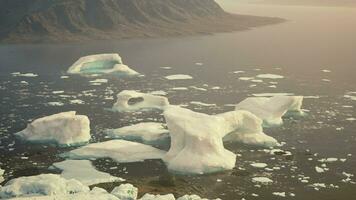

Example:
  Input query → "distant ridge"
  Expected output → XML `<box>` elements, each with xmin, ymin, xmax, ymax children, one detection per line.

<box><xmin>0</xmin><ymin>0</ymin><xmax>284</xmax><ymax>43</ymax></box>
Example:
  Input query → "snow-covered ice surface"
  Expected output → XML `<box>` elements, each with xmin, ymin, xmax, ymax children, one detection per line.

<box><xmin>15</xmin><ymin>111</ymin><xmax>91</xmax><ymax>146</ymax></box>
<box><xmin>52</xmin><ymin>160</ymin><xmax>124</xmax><ymax>186</ymax></box>
<box><xmin>106</xmin><ymin>122</ymin><xmax>169</xmax><ymax>143</ymax></box>
<box><xmin>63</xmin><ymin>140</ymin><xmax>166</xmax><ymax>163</ymax></box>
<box><xmin>112</xmin><ymin>90</ymin><xmax>170</xmax><ymax>112</ymax></box>
<box><xmin>67</xmin><ymin>54</ymin><xmax>140</xmax><ymax>76</ymax></box>
<box><xmin>235</xmin><ymin>96</ymin><xmax>304</xmax><ymax>126</ymax></box>
<box><xmin>0</xmin><ymin>174</ymin><xmax>89</xmax><ymax>198</ymax></box>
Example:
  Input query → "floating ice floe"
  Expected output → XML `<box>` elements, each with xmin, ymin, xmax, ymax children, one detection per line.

<box><xmin>171</xmin><ymin>87</ymin><xmax>188</xmax><ymax>91</ymax></box>
<box><xmin>112</xmin><ymin>90</ymin><xmax>170</xmax><ymax>112</ymax></box>
<box><xmin>63</xmin><ymin>140</ymin><xmax>165</xmax><ymax>163</ymax></box>
<box><xmin>0</xmin><ymin>174</ymin><xmax>89</xmax><ymax>199</ymax></box>
<box><xmin>272</xmin><ymin>192</ymin><xmax>286</xmax><ymax>197</ymax></box>
<box><xmin>177</xmin><ymin>194</ymin><xmax>220</xmax><ymax>200</ymax></box>
<box><xmin>252</xmin><ymin>93</ymin><xmax>294</xmax><ymax>97</ymax></box>
<box><xmin>67</xmin><ymin>54</ymin><xmax>140</xmax><ymax>76</ymax></box>
<box><xmin>111</xmin><ymin>184</ymin><xmax>138</xmax><ymax>200</ymax></box>
<box><xmin>256</xmin><ymin>74</ymin><xmax>284</xmax><ymax>79</ymax></box>
<box><xmin>106</xmin><ymin>122</ymin><xmax>169</xmax><ymax>143</ymax></box>
<box><xmin>11</xmin><ymin>72</ymin><xmax>39</xmax><ymax>77</ymax></box>
<box><xmin>235</xmin><ymin>96</ymin><xmax>304</xmax><ymax>126</ymax></box>
<box><xmin>321</xmin><ymin>69</ymin><xmax>331</xmax><ymax>73</ymax></box>
<box><xmin>52</xmin><ymin>160</ymin><xmax>124</xmax><ymax>186</ymax></box>
<box><xmin>140</xmin><ymin>193</ymin><xmax>175</xmax><ymax>200</ymax></box>
<box><xmin>0</xmin><ymin>168</ymin><xmax>4</xmax><ymax>183</ymax></box>
<box><xmin>162</xmin><ymin>106</ymin><xmax>277</xmax><ymax>174</ymax></box>
<box><xmin>190</xmin><ymin>101</ymin><xmax>216</xmax><ymax>107</ymax></box>
<box><xmin>252</xmin><ymin>177</ymin><xmax>273</xmax><ymax>184</ymax></box>
<box><xmin>15</xmin><ymin>111</ymin><xmax>90</xmax><ymax>146</ymax></box>
<box><xmin>165</xmin><ymin>74</ymin><xmax>193</xmax><ymax>80</ymax></box>
<box><xmin>250</xmin><ymin>163</ymin><xmax>268</xmax><ymax>168</ymax></box>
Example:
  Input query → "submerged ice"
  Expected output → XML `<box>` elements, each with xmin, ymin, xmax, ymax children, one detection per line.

<box><xmin>67</xmin><ymin>54</ymin><xmax>140</xmax><ymax>76</ymax></box>
<box><xmin>15</xmin><ymin>111</ymin><xmax>91</xmax><ymax>146</ymax></box>
<box><xmin>235</xmin><ymin>96</ymin><xmax>304</xmax><ymax>126</ymax></box>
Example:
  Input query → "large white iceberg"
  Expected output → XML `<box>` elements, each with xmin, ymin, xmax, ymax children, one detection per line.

<box><xmin>111</xmin><ymin>184</ymin><xmax>138</xmax><ymax>200</ymax></box>
<box><xmin>162</xmin><ymin>106</ymin><xmax>278</xmax><ymax>174</ymax></box>
<box><xmin>52</xmin><ymin>160</ymin><xmax>124</xmax><ymax>186</ymax></box>
<box><xmin>112</xmin><ymin>90</ymin><xmax>170</xmax><ymax>112</ymax></box>
<box><xmin>106</xmin><ymin>122</ymin><xmax>169</xmax><ymax>143</ymax></box>
<box><xmin>163</xmin><ymin>106</ymin><xmax>236</xmax><ymax>174</ymax></box>
<box><xmin>0</xmin><ymin>174</ymin><xmax>89</xmax><ymax>199</ymax></box>
<box><xmin>15</xmin><ymin>111</ymin><xmax>91</xmax><ymax>146</ymax></box>
<box><xmin>7</xmin><ymin>187</ymin><xmax>120</xmax><ymax>200</ymax></box>
<box><xmin>235</xmin><ymin>96</ymin><xmax>304</xmax><ymax>126</ymax></box>
<box><xmin>67</xmin><ymin>54</ymin><xmax>139</xmax><ymax>76</ymax></box>
<box><xmin>63</xmin><ymin>140</ymin><xmax>166</xmax><ymax>163</ymax></box>
<box><xmin>0</xmin><ymin>168</ymin><xmax>4</xmax><ymax>183</ymax></box>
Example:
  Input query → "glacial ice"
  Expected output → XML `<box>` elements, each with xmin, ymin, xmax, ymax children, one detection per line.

<box><xmin>15</xmin><ymin>111</ymin><xmax>91</xmax><ymax>146</ymax></box>
<box><xmin>165</xmin><ymin>74</ymin><xmax>193</xmax><ymax>80</ymax></box>
<box><xmin>106</xmin><ymin>122</ymin><xmax>169</xmax><ymax>143</ymax></box>
<box><xmin>112</xmin><ymin>90</ymin><xmax>170</xmax><ymax>112</ymax></box>
<box><xmin>0</xmin><ymin>168</ymin><xmax>4</xmax><ymax>183</ymax></box>
<box><xmin>235</xmin><ymin>96</ymin><xmax>304</xmax><ymax>126</ymax></box>
<box><xmin>7</xmin><ymin>187</ymin><xmax>120</xmax><ymax>200</ymax></box>
<box><xmin>139</xmin><ymin>193</ymin><xmax>176</xmax><ymax>200</ymax></box>
<box><xmin>67</xmin><ymin>54</ymin><xmax>139</xmax><ymax>76</ymax></box>
<box><xmin>63</xmin><ymin>140</ymin><xmax>166</xmax><ymax>163</ymax></box>
<box><xmin>111</xmin><ymin>184</ymin><xmax>138</xmax><ymax>200</ymax></box>
<box><xmin>52</xmin><ymin>160</ymin><xmax>124</xmax><ymax>186</ymax></box>
<box><xmin>0</xmin><ymin>174</ymin><xmax>89</xmax><ymax>199</ymax></box>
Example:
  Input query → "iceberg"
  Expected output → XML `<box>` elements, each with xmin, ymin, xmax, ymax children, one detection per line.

<box><xmin>0</xmin><ymin>174</ymin><xmax>89</xmax><ymax>199</ymax></box>
<box><xmin>163</xmin><ymin>106</ymin><xmax>237</xmax><ymax>174</ymax></box>
<box><xmin>139</xmin><ymin>193</ymin><xmax>175</xmax><ymax>200</ymax></box>
<box><xmin>111</xmin><ymin>184</ymin><xmax>138</xmax><ymax>200</ymax></box>
<box><xmin>112</xmin><ymin>90</ymin><xmax>170</xmax><ymax>112</ymax></box>
<box><xmin>67</xmin><ymin>54</ymin><xmax>139</xmax><ymax>76</ymax></box>
<box><xmin>5</xmin><ymin>187</ymin><xmax>120</xmax><ymax>200</ymax></box>
<box><xmin>106</xmin><ymin>122</ymin><xmax>169</xmax><ymax>143</ymax></box>
<box><xmin>15</xmin><ymin>111</ymin><xmax>90</xmax><ymax>146</ymax></box>
<box><xmin>52</xmin><ymin>160</ymin><xmax>124</xmax><ymax>186</ymax></box>
<box><xmin>63</xmin><ymin>140</ymin><xmax>166</xmax><ymax>163</ymax></box>
<box><xmin>0</xmin><ymin>168</ymin><xmax>4</xmax><ymax>183</ymax></box>
<box><xmin>235</xmin><ymin>96</ymin><xmax>304</xmax><ymax>126</ymax></box>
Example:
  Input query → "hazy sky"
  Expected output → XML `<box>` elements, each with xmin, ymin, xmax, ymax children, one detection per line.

<box><xmin>218</xmin><ymin>0</ymin><xmax>356</xmax><ymax>7</ymax></box>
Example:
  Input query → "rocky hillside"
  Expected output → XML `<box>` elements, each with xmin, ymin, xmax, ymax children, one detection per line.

<box><xmin>0</xmin><ymin>0</ymin><xmax>284</xmax><ymax>43</ymax></box>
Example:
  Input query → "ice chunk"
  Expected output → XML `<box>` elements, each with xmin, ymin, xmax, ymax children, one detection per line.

<box><xmin>112</xmin><ymin>90</ymin><xmax>170</xmax><ymax>112</ymax></box>
<box><xmin>67</xmin><ymin>54</ymin><xmax>139</xmax><ymax>76</ymax></box>
<box><xmin>256</xmin><ymin>74</ymin><xmax>284</xmax><ymax>79</ymax></box>
<box><xmin>177</xmin><ymin>194</ymin><xmax>220</xmax><ymax>200</ymax></box>
<box><xmin>52</xmin><ymin>160</ymin><xmax>124</xmax><ymax>186</ymax></box>
<box><xmin>250</xmin><ymin>163</ymin><xmax>267</xmax><ymax>168</ymax></box>
<box><xmin>63</xmin><ymin>140</ymin><xmax>166</xmax><ymax>163</ymax></box>
<box><xmin>163</xmin><ymin>106</ymin><xmax>237</xmax><ymax>174</ymax></box>
<box><xmin>252</xmin><ymin>93</ymin><xmax>294</xmax><ymax>97</ymax></box>
<box><xmin>140</xmin><ymin>193</ymin><xmax>175</xmax><ymax>200</ymax></box>
<box><xmin>0</xmin><ymin>174</ymin><xmax>89</xmax><ymax>198</ymax></box>
<box><xmin>235</xmin><ymin>96</ymin><xmax>304</xmax><ymax>126</ymax></box>
<box><xmin>272</xmin><ymin>192</ymin><xmax>286</xmax><ymax>197</ymax></box>
<box><xmin>15</xmin><ymin>111</ymin><xmax>90</xmax><ymax>146</ymax></box>
<box><xmin>11</xmin><ymin>72</ymin><xmax>38</xmax><ymax>77</ymax></box>
<box><xmin>252</xmin><ymin>177</ymin><xmax>273</xmax><ymax>184</ymax></box>
<box><xmin>106</xmin><ymin>122</ymin><xmax>169</xmax><ymax>143</ymax></box>
<box><xmin>7</xmin><ymin>187</ymin><xmax>120</xmax><ymax>200</ymax></box>
<box><xmin>111</xmin><ymin>184</ymin><xmax>138</xmax><ymax>200</ymax></box>
<box><xmin>165</xmin><ymin>74</ymin><xmax>193</xmax><ymax>80</ymax></box>
<box><xmin>190</xmin><ymin>101</ymin><xmax>216</xmax><ymax>107</ymax></box>
<box><xmin>0</xmin><ymin>168</ymin><xmax>4</xmax><ymax>183</ymax></box>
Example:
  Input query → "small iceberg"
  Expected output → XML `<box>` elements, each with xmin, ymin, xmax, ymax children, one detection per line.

<box><xmin>52</xmin><ymin>160</ymin><xmax>124</xmax><ymax>186</ymax></box>
<box><xmin>235</xmin><ymin>96</ymin><xmax>304</xmax><ymax>126</ymax></box>
<box><xmin>112</xmin><ymin>90</ymin><xmax>170</xmax><ymax>112</ymax></box>
<box><xmin>106</xmin><ymin>122</ymin><xmax>169</xmax><ymax>143</ymax></box>
<box><xmin>15</xmin><ymin>111</ymin><xmax>91</xmax><ymax>146</ymax></box>
<box><xmin>0</xmin><ymin>174</ymin><xmax>89</xmax><ymax>199</ymax></box>
<box><xmin>63</xmin><ymin>140</ymin><xmax>166</xmax><ymax>163</ymax></box>
<box><xmin>67</xmin><ymin>54</ymin><xmax>140</xmax><ymax>76</ymax></box>
<box><xmin>0</xmin><ymin>168</ymin><xmax>4</xmax><ymax>183</ymax></box>
<box><xmin>111</xmin><ymin>184</ymin><xmax>138</xmax><ymax>200</ymax></box>
<box><xmin>165</xmin><ymin>74</ymin><xmax>193</xmax><ymax>80</ymax></box>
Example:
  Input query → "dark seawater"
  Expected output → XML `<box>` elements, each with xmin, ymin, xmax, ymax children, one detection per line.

<box><xmin>1</xmin><ymin>4</ymin><xmax>356</xmax><ymax>200</ymax></box>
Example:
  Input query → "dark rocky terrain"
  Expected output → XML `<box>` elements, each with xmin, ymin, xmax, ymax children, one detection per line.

<box><xmin>0</xmin><ymin>0</ymin><xmax>284</xmax><ymax>43</ymax></box>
